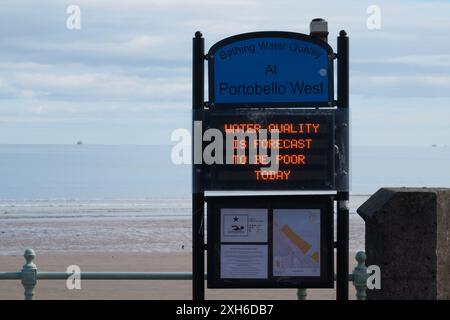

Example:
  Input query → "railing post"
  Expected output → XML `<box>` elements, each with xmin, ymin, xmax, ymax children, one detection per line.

<box><xmin>352</xmin><ymin>251</ymin><xmax>368</xmax><ymax>300</ymax></box>
<box><xmin>297</xmin><ymin>288</ymin><xmax>307</xmax><ymax>300</ymax></box>
<box><xmin>21</xmin><ymin>248</ymin><xmax>37</xmax><ymax>300</ymax></box>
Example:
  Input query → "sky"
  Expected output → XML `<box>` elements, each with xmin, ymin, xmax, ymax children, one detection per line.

<box><xmin>0</xmin><ymin>0</ymin><xmax>449</xmax><ymax>146</ymax></box>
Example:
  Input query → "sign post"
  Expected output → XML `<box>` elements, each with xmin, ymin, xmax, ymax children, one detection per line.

<box><xmin>191</xmin><ymin>21</ymin><xmax>350</xmax><ymax>300</ymax></box>
<box><xmin>336</xmin><ymin>30</ymin><xmax>350</xmax><ymax>301</ymax></box>
<box><xmin>192</xmin><ymin>31</ymin><xmax>205</xmax><ymax>301</ymax></box>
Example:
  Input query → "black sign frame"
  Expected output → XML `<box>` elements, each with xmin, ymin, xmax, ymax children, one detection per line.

<box><xmin>192</xmin><ymin>29</ymin><xmax>350</xmax><ymax>300</ymax></box>
<box><xmin>208</xmin><ymin>31</ymin><xmax>335</xmax><ymax>109</ymax></box>
<box><xmin>206</xmin><ymin>195</ymin><xmax>334</xmax><ymax>288</ymax></box>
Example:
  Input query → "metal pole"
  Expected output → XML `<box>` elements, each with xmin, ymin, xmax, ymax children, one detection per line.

<box><xmin>192</xmin><ymin>31</ymin><xmax>205</xmax><ymax>301</ymax></box>
<box><xmin>337</xmin><ymin>30</ymin><xmax>349</xmax><ymax>108</ymax></box>
<box><xmin>337</xmin><ymin>30</ymin><xmax>349</xmax><ymax>300</ymax></box>
<box><xmin>297</xmin><ymin>288</ymin><xmax>307</xmax><ymax>300</ymax></box>
<box><xmin>311</xmin><ymin>18</ymin><xmax>347</xmax><ymax>301</ymax></box>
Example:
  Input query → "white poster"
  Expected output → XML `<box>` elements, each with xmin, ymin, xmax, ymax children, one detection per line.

<box><xmin>273</xmin><ymin>209</ymin><xmax>321</xmax><ymax>277</ymax></box>
<box><xmin>220</xmin><ymin>244</ymin><xmax>268</xmax><ymax>279</ymax></box>
<box><xmin>221</xmin><ymin>208</ymin><xmax>268</xmax><ymax>243</ymax></box>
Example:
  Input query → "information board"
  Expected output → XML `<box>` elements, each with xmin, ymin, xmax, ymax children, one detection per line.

<box><xmin>203</xmin><ymin>109</ymin><xmax>335</xmax><ymax>191</ymax></box>
<box><xmin>208</xmin><ymin>32</ymin><xmax>334</xmax><ymax>107</ymax></box>
<box><xmin>192</xmin><ymin>29</ymin><xmax>350</xmax><ymax>299</ymax></box>
<box><xmin>207</xmin><ymin>196</ymin><xmax>334</xmax><ymax>288</ymax></box>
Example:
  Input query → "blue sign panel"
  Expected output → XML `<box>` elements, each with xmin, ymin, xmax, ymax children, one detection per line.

<box><xmin>208</xmin><ymin>32</ymin><xmax>334</xmax><ymax>107</ymax></box>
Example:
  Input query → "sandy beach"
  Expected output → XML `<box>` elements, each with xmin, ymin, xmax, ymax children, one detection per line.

<box><xmin>0</xmin><ymin>251</ymin><xmax>360</xmax><ymax>300</ymax></box>
<box><xmin>0</xmin><ymin>199</ymin><xmax>365</xmax><ymax>300</ymax></box>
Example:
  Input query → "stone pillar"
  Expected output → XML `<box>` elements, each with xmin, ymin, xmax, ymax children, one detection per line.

<box><xmin>357</xmin><ymin>188</ymin><xmax>449</xmax><ymax>300</ymax></box>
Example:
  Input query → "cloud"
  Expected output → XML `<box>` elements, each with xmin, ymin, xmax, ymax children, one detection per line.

<box><xmin>384</xmin><ymin>55</ymin><xmax>450</xmax><ymax>68</ymax></box>
<box><xmin>0</xmin><ymin>62</ymin><xmax>190</xmax><ymax>101</ymax></box>
<box><xmin>351</xmin><ymin>74</ymin><xmax>450</xmax><ymax>98</ymax></box>
<box><xmin>354</xmin><ymin>54</ymin><xmax>450</xmax><ymax>68</ymax></box>
<box><xmin>0</xmin><ymin>0</ymin><xmax>450</xmax><ymax>144</ymax></box>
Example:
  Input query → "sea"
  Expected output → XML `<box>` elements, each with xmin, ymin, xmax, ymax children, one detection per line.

<box><xmin>0</xmin><ymin>144</ymin><xmax>449</xmax><ymax>255</ymax></box>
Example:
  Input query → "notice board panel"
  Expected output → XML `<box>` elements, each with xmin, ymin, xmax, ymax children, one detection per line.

<box><xmin>206</xmin><ymin>195</ymin><xmax>334</xmax><ymax>288</ymax></box>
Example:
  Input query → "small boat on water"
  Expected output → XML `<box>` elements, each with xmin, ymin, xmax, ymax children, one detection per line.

<box><xmin>77</xmin><ymin>141</ymin><xmax>83</xmax><ymax>145</ymax></box>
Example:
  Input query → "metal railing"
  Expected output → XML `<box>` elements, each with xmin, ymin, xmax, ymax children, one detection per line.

<box><xmin>0</xmin><ymin>249</ymin><xmax>369</xmax><ymax>300</ymax></box>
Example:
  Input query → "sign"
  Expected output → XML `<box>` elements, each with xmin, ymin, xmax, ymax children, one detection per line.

<box><xmin>204</xmin><ymin>109</ymin><xmax>335</xmax><ymax>190</ymax></box>
<box><xmin>192</xmin><ymin>29</ymin><xmax>350</xmax><ymax>299</ymax></box>
<box><xmin>221</xmin><ymin>209</ymin><xmax>268</xmax><ymax>243</ymax></box>
<box><xmin>207</xmin><ymin>196</ymin><xmax>334</xmax><ymax>288</ymax></box>
<box><xmin>208</xmin><ymin>32</ymin><xmax>334</xmax><ymax>107</ymax></box>
<box><xmin>273</xmin><ymin>209</ymin><xmax>321</xmax><ymax>276</ymax></box>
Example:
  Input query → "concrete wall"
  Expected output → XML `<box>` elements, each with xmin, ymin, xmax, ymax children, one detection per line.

<box><xmin>357</xmin><ymin>188</ymin><xmax>449</xmax><ymax>300</ymax></box>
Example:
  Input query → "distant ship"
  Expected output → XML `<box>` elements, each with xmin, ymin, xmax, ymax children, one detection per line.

<box><xmin>77</xmin><ymin>141</ymin><xmax>83</xmax><ymax>145</ymax></box>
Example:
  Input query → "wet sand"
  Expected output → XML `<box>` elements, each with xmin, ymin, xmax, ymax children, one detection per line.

<box><xmin>0</xmin><ymin>215</ymin><xmax>365</xmax><ymax>255</ymax></box>
<box><xmin>0</xmin><ymin>252</ymin><xmax>359</xmax><ymax>300</ymax></box>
